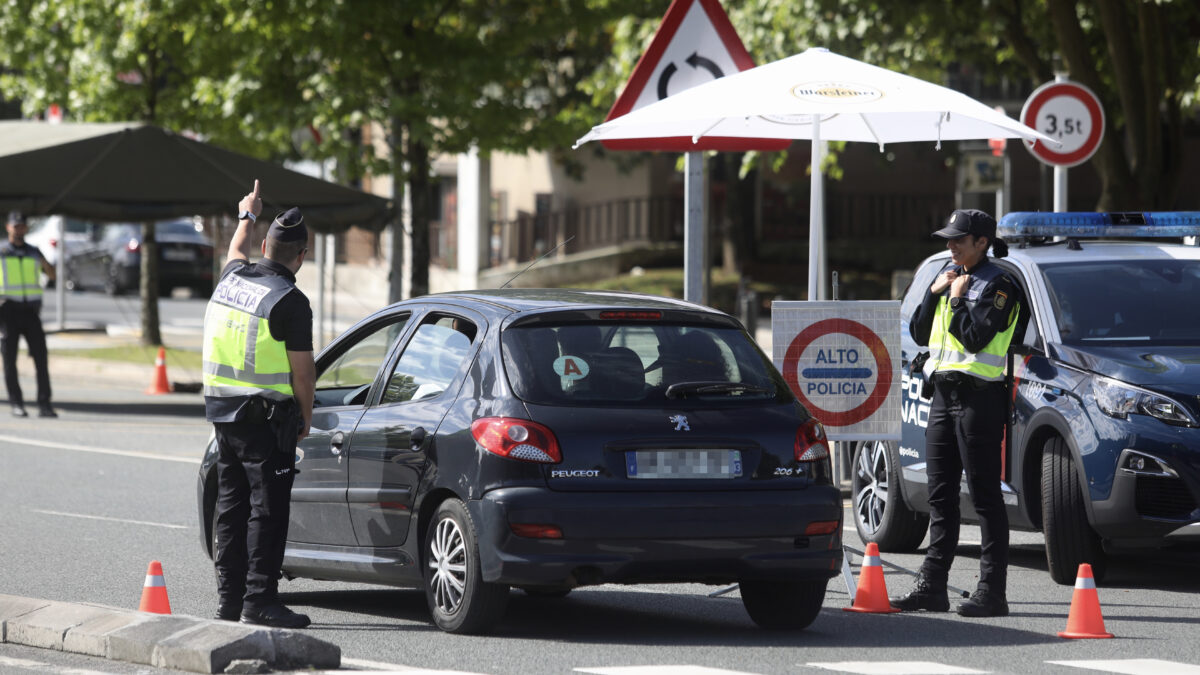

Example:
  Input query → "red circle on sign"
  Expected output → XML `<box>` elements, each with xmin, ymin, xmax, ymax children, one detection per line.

<box><xmin>1020</xmin><ymin>81</ymin><xmax>1105</xmax><ymax>167</ymax></box>
<box><xmin>782</xmin><ymin>318</ymin><xmax>892</xmax><ymax>427</ymax></box>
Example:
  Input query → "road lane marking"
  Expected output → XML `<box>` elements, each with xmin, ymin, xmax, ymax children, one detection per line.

<box><xmin>573</xmin><ymin>662</ymin><xmax>753</xmax><ymax>667</ymax></box>
<box><xmin>807</xmin><ymin>663</ymin><xmax>986</xmax><ymax>674</ymax></box>
<box><xmin>1048</xmin><ymin>660</ymin><xmax>1200</xmax><ymax>674</ymax></box>
<box><xmin>341</xmin><ymin>658</ymin><xmax>490</xmax><ymax>673</ymax></box>
<box><xmin>0</xmin><ymin>654</ymin><xmax>113</xmax><ymax>674</ymax></box>
<box><xmin>0</xmin><ymin>433</ymin><xmax>200</xmax><ymax>464</ymax></box>
<box><xmin>30</xmin><ymin>508</ymin><xmax>189</xmax><ymax>530</ymax></box>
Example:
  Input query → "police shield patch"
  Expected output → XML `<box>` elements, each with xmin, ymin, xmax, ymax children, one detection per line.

<box><xmin>994</xmin><ymin>290</ymin><xmax>1008</xmax><ymax>310</ymax></box>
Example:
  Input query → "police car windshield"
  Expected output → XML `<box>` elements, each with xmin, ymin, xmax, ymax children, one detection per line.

<box><xmin>1041</xmin><ymin>259</ymin><xmax>1200</xmax><ymax>345</ymax></box>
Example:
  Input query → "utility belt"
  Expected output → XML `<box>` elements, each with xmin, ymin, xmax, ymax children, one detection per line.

<box><xmin>931</xmin><ymin>371</ymin><xmax>999</xmax><ymax>391</ymax></box>
<box><xmin>240</xmin><ymin>396</ymin><xmax>292</xmax><ymax>424</ymax></box>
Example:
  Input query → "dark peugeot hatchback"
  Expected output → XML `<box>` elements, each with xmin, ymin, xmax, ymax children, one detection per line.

<box><xmin>198</xmin><ymin>289</ymin><xmax>841</xmax><ymax>633</ymax></box>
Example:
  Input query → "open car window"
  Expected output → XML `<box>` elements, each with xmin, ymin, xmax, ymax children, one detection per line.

<box><xmin>314</xmin><ymin>314</ymin><xmax>411</xmax><ymax>407</ymax></box>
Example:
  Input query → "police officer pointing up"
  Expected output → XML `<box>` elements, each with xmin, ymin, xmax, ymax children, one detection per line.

<box><xmin>202</xmin><ymin>181</ymin><xmax>315</xmax><ymax>628</ymax></box>
<box><xmin>891</xmin><ymin>209</ymin><xmax>1022</xmax><ymax>618</ymax></box>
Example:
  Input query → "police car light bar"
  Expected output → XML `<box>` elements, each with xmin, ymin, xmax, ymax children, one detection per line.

<box><xmin>997</xmin><ymin>212</ymin><xmax>1200</xmax><ymax>238</ymax></box>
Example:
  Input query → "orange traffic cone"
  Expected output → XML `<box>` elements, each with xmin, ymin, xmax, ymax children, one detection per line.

<box><xmin>138</xmin><ymin>560</ymin><xmax>172</xmax><ymax>614</ymax></box>
<box><xmin>1058</xmin><ymin>563</ymin><xmax>1113</xmax><ymax>638</ymax></box>
<box><xmin>844</xmin><ymin>542</ymin><xmax>901</xmax><ymax>613</ymax></box>
<box><xmin>145</xmin><ymin>346</ymin><xmax>172</xmax><ymax>395</ymax></box>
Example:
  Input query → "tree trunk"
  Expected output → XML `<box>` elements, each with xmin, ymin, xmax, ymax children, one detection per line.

<box><xmin>388</xmin><ymin>117</ymin><xmax>406</xmax><ymax>305</ymax></box>
<box><xmin>407</xmin><ymin>137</ymin><xmax>432</xmax><ymax>299</ymax></box>
<box><xmin>140</xmin><ymin>220</ymin><xmax>161</xmax><ymax>346</ymax></box>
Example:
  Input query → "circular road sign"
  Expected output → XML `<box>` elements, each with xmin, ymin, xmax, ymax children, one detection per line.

<box><xmin>1021</xmin><ymin>80</ymin><xmax>1105</xmax><ymax>167</ymax></box>
<box><xmin>782</xmin><ymin>318</ymin><xmax>892</xmax><ymax>427</ymax></box>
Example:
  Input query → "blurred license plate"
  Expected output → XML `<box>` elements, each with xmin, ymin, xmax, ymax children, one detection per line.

<box><xmin>626</xmin><ymin>449</ymin><xmax>742</xmax><ymax>479</ymax></box>
<box><xmin>163</xmin><ymin>248</ymin><xmax>196</xmax><ymax>262</ymax></box>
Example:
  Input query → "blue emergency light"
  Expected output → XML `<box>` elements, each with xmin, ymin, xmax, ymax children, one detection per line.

<box><xmin>998</xmin><ymin>212</ymin><xmax>1200</xmax><ymax>239</ymax></box>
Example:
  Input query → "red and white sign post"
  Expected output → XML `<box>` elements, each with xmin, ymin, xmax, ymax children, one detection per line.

<box><xmin>604</xmin><ymin>0</ymin><xmax>785</xmax><ymax>305</ymax></box>
<box><xmin>1020</xmin><ymin>78</ymin><xmax>1105</xmax><ymax>212</ymax></box>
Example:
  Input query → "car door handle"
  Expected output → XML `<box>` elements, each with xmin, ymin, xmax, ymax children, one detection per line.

<box><xmin>330</xmin><ymin>431</ymin><xmax>345</xmax><ymax>456</ymax></box>
<box><xmin>410</xmin><ymin>427</ymin><xmax>427</xmax><ymax>452</ymax></box>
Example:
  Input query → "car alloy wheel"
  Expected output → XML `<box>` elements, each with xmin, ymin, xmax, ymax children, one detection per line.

<box><xmin>428</xmin><ymin>515</ymin><xmax>467</xmax><ymax>615</ymax></box>
<box><xmin>422</xmin><ymin>499</ymin><xmax>508</xmax><ymax>633</ymax></box>
<box><xmin>851</xmin><ymin>440</ymin><xmax>929</xmax><ymax>552</ymax></box>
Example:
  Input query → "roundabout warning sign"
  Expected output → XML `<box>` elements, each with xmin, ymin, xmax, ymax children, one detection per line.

<box><xmin>772</xmin><ymin>301</ymin><xmax>901</xmax><ymax>441</ymax></box>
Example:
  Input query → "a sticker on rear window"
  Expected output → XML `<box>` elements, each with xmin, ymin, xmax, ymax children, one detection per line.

<box><xmin>553</xmin><ymin>355</ymin><xmax>590</xmax><ymax>380</ymax></box>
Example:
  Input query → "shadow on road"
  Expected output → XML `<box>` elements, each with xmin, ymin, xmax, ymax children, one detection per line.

<box><xmin>50</xmin><ymin>398</ymin><xmax>204</xmax><ymax>419</ymax></box>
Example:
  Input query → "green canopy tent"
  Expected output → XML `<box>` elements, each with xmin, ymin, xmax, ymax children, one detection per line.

<box><xmin>0</xmin><ymin>121</ymin><xmax>393</xmax><ymax>344</ymax></box>
<box><xmin>0</xmin><ymin>121</ymin><xmax>392</xmax><ymax>230</ymax></box>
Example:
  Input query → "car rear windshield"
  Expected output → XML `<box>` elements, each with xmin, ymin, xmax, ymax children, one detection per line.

<box><xmin>1041</xmin><ymin>259</ymin><xmax>1200</xmax><ymax>345</ymax></box>
<box><xmin>501</xmin><ymin>322</ymin><xmax>791</xmax><ymax>405</ymax></box>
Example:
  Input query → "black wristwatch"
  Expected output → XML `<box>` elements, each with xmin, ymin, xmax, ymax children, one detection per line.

<box><xmin>238</xmin><ymin>210</ymin><xmax>257</xmax><ymax>223</ymax></box>
<box><xmin>949</xmin><ymin>296</ymin><xmax>965</xmax><ymax>310</ymax></box>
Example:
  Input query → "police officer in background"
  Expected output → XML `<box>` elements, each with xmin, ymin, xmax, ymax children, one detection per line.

<box><xmin>203</xmin><ymin>180</ymin><xmax>315</xmax><ymax>628</ymax></box>
<box><xmin>0</xmin><ymin>211</ymin><xmax>57</xmax><ymax>418</ymax></box>
<box><xmin>891</xmin><ymin>209</ymin><xmax>1022</xmax><ymax>618</ymax></box>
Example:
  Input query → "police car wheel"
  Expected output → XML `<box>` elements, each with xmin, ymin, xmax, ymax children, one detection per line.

<box><xmin>740</xmin><ymin>578</ymin><xmax>825</xmax><ymax>630</ymax></box>
<box><xmin>851</xmin><ymin>440</ymin><xmax>929</xmax><ymax>552</ymax></box>
<box><xmin>422</xmin><ymin>499</ymin><xmax>509</xmax><ymax>633</ymax></box>
<box><xmin>1041</xmin><ymin>436</ymin><xmax>1108</xmax><ymax>585</ymax></box>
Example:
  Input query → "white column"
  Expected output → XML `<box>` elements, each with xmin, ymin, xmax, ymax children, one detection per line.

<box><xmin>807</xmin><ymin>118</ymin><xmax>823</xmax><ymax>300</ymax></box>
<box><xmin>457</xmin><ymin>147</ymin><xmax>490</xmax><ymax>290</ymax></box>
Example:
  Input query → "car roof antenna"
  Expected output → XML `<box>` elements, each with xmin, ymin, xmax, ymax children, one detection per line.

<box><xmin>500</xmin><ymin>235</ymin><xmax>576</xmax><ymax>289</ymax></box>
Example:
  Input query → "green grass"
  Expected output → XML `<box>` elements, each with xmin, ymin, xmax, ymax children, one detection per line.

<box><xmin>55</xmin><ymin>345</ymin><xmax>204</xmax><ymax>371</ymax></box>
<box><xmin>570</xmin><ymin>267</ymin><xmax>800</xmax><ymax>315</ymax></box>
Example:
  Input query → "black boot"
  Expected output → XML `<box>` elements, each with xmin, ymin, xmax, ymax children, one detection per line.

<box><xmin>957</xmin><ymin>588</ymin><xmax>1009</xmax><ymax>617</ymax></box>
<box><xmin>889</xmin><ymin>573</ymin><xmax>949</xmax><ymax>612</ymax></box>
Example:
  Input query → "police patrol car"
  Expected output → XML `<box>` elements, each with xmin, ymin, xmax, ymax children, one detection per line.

<box><xmin>852</xmin><ymin>212</ymin><xmax>1200</xmax><ymax>584</ymax></box>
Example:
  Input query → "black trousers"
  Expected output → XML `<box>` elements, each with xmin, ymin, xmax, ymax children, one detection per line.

<box><xmin>921</xmin><ymin>377</ymin><xmax>1009</xmax><ymax>593</ymax></box>
<box><xmin>0</xmin><ymin>303</ymin><xmax>51</xmax><ymax>407</ymax></box>
<box><xmin>212</xmin><ymin>404</ymin><xmax>299</xmax><ymax>611</ymax></box>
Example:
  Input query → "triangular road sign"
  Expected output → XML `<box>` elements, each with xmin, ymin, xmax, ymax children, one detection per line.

<box><xmin>602</xmin><ymin>0</ymin><xmax>790</xmax><ymax>152</ymax></box>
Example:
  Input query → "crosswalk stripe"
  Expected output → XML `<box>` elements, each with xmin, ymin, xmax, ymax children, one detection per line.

<box><xmin>1047</xmin><ymin>660</ymin><xmax>1200</xmax><ymax>674</ymax></box>
<box><xmin>578</xmin><ymin>662</ymin><xmax>758</xmax><ymax>667</ymax></box>
<box><xmin>806</xmin><ymin>662</ymin><xmax>986</xmax><ymax>674</ymax></box>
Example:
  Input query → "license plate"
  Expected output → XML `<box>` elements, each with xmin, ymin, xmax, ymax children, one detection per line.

<box><xmin>163</xmin><ymin>248</ymin><xmax>196</xmax><ymax>261</ymax></box>
<box><xmin>626</xmin><ymin>449</ymin><xmax>742</xmax><ymax>479</ymax></box>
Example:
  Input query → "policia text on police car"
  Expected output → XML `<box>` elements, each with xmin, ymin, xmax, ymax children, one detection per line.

<box><xmin>201</xmin><ymin>180</ymin><xmax>316</xmax><ymax>629</ymax></box>
<box><xmin>890</xmin><ymin>209</ymin><xmax>1023</xmax><ymax>618</ymax></box>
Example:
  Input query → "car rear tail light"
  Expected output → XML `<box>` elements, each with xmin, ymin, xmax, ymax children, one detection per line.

<box><xmin>804</xmin><ymin>520</ymin><xmax>840</xmax><ymax>536</ymax></box>
<box><xmin>471</xmin><ymin>417</ymin><xmax>561</xmax><ymax>463</ymax></box>
<box><xmin>795</xmin><ymin>418</ymin><xmax>830</xmax><ymax>462</ymax></box>
<box><xmin>509</xmin><ymin>523</ymin><xmax>563</xmax><ymax>539</ymax></box>
<box><xmin>599</xmin><ymin>310</ymin><xmax>661</xmax><ymax>320</ymax></box>
<box><xmin>126</xmin><ymin>238</ymin><xmax>140</xmax><ymax>253</ymax></box>
<box><xmin>49</xmin><ymin>238</ymin><xmax>58</xmax><ymax>248</ymax></box>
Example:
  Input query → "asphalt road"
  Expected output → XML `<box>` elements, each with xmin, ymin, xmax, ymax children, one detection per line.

<box><xmin>0</xmin><ymin>336</ymin><xmax>1198</xmax><ymax>673</ymax></box>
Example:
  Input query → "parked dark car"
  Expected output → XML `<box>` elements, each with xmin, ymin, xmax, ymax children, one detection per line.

<box><xmin>853</xmin><ymin>212</ymin><xmax>1200</xmax><ymax>584</ymax></box>
<box><xmin>197</xmin><ymin>289</ymin><xmax>842</xmax><ymax>634</ymax></box>
<box><xmin>66</xmin><ymin>219</ymin><xmax>214</xmax><ymax>296</ymax></box>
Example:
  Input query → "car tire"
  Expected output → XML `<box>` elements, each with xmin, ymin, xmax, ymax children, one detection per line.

<box><xmin>1041</xmin><ymin>436</ymin><xmax>1107</xmax><ymax>585</ymax></box>
<box><xmin>739</xmin><ymin>578</ymin><xmax>825</xmax><ymax>630</ymax></box>
<box><xmin>851</xmin><ymin>440</ymin><xmax>929</xmax><ymax>552</ymax></box>
<box><xmin>423</xmin><ymin>499</ymin><xmax>509</xmax><ymax>634</ymax></box>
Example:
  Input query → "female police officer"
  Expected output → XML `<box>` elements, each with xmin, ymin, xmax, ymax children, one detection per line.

<box><xmin>890</xmin><ymin>209</ymin><xmax>1022</xmax><ymax>618</ymax></box>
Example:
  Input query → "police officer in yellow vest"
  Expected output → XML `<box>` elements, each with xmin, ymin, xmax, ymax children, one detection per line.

<box><xmin>203</xmin><ymin>181</ymin><xmax>315</xmax><ymax>628</ymax></box>
<box><xmin>0</xmin><ymin>211</ymin><xmax>57</xmax><ymax>418</ymax></box>
<box><xmin>891</xmin><ymin>209</ymin><xmax>1021</xmax><ymax>618</ymax></box>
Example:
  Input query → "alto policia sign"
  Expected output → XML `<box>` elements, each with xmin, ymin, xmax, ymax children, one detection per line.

<box><xmin>772</xmin><ymin>301</ymin><xmax>901</xmax><ymax>441</ymax></box>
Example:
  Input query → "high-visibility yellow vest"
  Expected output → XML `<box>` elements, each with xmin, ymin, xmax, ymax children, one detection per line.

<box><xmin>926</xmin><ymin>263</ymin><xmax>1020</xmax><ymax>383</ymax></box>
<box><xmin>202</xmin><ymin>267</ymin><xmax>295</xmax><ymax>402</ymax></box>
<box><xmin>0</xmin><ymin>245</ymin><xmax>43</xmax><ymax>303</ymax></box>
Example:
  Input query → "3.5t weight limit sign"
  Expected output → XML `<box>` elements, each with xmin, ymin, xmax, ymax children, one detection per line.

<box><xmin>1021</xmin><ymin>80</ymin><xmax>1105</xmax><ymax>167</ymax></box>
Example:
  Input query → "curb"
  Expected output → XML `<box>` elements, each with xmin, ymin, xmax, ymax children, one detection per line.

<box><xmin>0</xmin><ymin>594</ymin><xmax>339</xmax><ymax>674</ymax></box>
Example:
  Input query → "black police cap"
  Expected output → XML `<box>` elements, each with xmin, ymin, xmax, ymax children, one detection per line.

<box><xmin>7</xmin><ymin>211</ymin><xmax>27</xmax><ymax>226</ymax></box>
<box><xmin>267</xmin><ymin>208</ymin><xmax>307</xmax><ymax>243</ymax></box>
<box><xmin>934</xmin><ymin>209</ymin><xmax>996</xmax><ymax>240</ymax></box>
